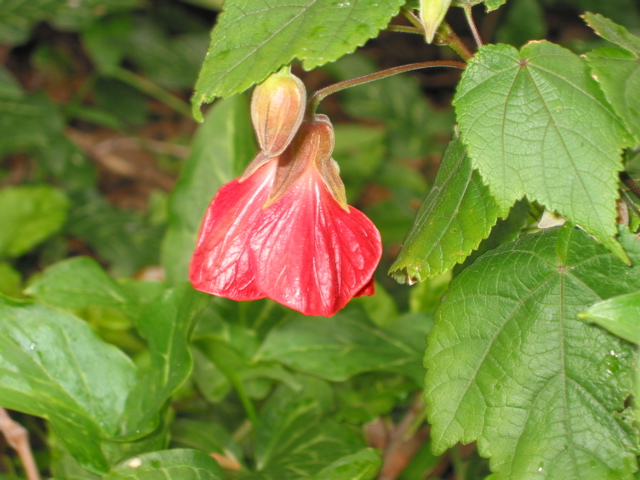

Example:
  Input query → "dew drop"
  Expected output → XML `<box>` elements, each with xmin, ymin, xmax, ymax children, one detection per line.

<box><xmin>28</xmin><ymin>343</ymin><xmax>36</xmax><ymax>351</ymax></box>
<box><xmin>128</xmin><ymin>458</ymin><xmax>142</xmax><ymax>468</ymax></box>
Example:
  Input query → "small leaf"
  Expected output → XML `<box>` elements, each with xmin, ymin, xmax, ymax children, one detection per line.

<box><xmin>25</xmin><ymin>257</ymin><xmax>130</xmax><ymax>311</ymax></box>
<box><xmin>256</xmin><ymin>308</ymin><xmax>429</xmax><ymax>384</ymax></box>
<box><xmin>120</xmin><ymin>284</ymin><xmax>207</xmax><ymax>437</ymax></box>
<box><xmin>580</xmin><ymin>291</ymin><xmax>640</xmax><ymax>344</ymax></box>
<box><xmin>103</xmin><ymin>449</ymin><xmax>226</xmax><ymax>480</ymax></box>
<box><xmin>425</xmin><ymin>226</ymin><xmax>640</xmax><ymax>479</ymax></box>
<box><xmin>0</xmin><ymin>295</ymin><xmax>137</xmax><ymax>473</ymax></box>
<box><xmin>162</xmin><ymin>95</ymin><xmax>255</xmax><ymax>283</ymax></box>
<box><xmin>389</xmin><ymin>137</ymin><xmax>506</xmax><ymax>283</ymax></box>
<box><xmin>584</xmin><ymin>12</ymin><xmax>640</xmax><ymax>56</ymax></box>
<box><xmin>454</xmin><ymin>41</ymin><xmax>631</xmax><ymax>262</ymax></box>
<box><xmin>483</xmin><ymin>0</ymin><xmax>506</xmax><ymax>12</ymax></box>
<box><xmin>192</xmin><ymin>0</ymin><xmax>405</xmax><ymax>119</ymax></box>
<box><xmin>586</xmin><ymin>47</ymin><xmax>640</xmax><ymax>143</ymax></box>
<box><xmin>0</xmin><ymin>185</ymin><xmax>69</xmax><ymax>258</ymax></box>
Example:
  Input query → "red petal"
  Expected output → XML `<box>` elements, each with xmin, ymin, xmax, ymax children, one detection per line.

<box><xmin>189</xmin><ymin>161</ymin><xmax>277</xmax><ymax>301</ymax></box>
<box><xmin>354</xmin><ymin>277</ymin><xmax>376</xmax><ymax>298</ymax></box>
<box><xmin>252</xmin><ymin>167</ymin><xmax>382</xmax><ymax>316</ymax></box>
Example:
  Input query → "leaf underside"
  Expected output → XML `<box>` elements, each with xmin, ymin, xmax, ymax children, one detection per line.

<box><xmin>425</xmin><ymin>226</ymin><xmax>640</xmax><ymax>480</ymax></box>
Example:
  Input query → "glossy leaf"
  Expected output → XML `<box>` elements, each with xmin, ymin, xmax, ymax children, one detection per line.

<box><xmin>192</xmin><ymin>0</ymin><xmax>405</xmax><ymax>119</ymax></box>
<box><xmin>103</xmin><ymin>449</ymin><xmax>225</xmax><ymax>480</ymax></box>
<box><xmin>389</xmin><ymin>138</ymin><xmax>505</xmax><ymax>284</ymax></box>
<box><xmin>162</xmin><ymin>95</ymin><xmax>255</xmax><ymax>283</ymax></box>
<box><xmin>425</xmin><ymin>226</ymin><xmax>640</xmax><ymax>479</ymax></box>
<box><xmin>257</xmin><ymin>308</ymin><xmax>429</xmax><ymax>384</ymax></box>
<box><xmin>0</xmin><ymin>185</ymin><xmax>69</xmax><ymax>258</ymax></box>
<box><xmin>313</xmin><ymin>448</ymin><xmax>381</xmax><ymax>480</ymax></box>
<box><xmin>121</xmin><ymin>284</ymin><xmax>207</xmax><ymax>436</ymax></box>
<box><xmin>586</xmin><ymin>47</ymin><xmax>640</xmax><ymax>143</ymax></box>
<box><xmin>0</xmin><ymin>295</ymin><xmax>137</xmax><ymax>473</ymax></box>
<box><xmin>25</xmin><ymin>257</ymin><xmax>130</xmax><ymax>311</ymax></box>
<box><xmin>580</xmin><ymin>291</ymin><xmax>640</xmax><ymax>344</ymax></box>
<box><xmin>454</xmin><ymin>41</ymin><xmax>630</xmax><ymax>262</ymax></box>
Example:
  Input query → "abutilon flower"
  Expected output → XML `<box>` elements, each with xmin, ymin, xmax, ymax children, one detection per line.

<box><xmin>189</xmin><ymin>113</ymin><xmax>382</xmax><ymax>317</ymax></box>
<box><xmin>420</xmin><ymin>0</ymin><xmax>452</xmax><ymax>43</ymax></box>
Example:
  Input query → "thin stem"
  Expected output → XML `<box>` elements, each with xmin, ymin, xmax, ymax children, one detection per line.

<box><xmin>0</xmin><ymin>408</ymin><xmax>41</xmax><ymax>480</ymax></box>
<box><xmin>450</xmin><ymin>445</ymin><xmax>467</xmax><ymax>480</ymax></box>
<box><xmin>109</xmin><ymin>67</ymin><xmax>193</xmax><ymax>118</ymax></box>
<box><xmin>621</xmin><ymin>189</ymin><xmax>640</xmax><ymax>222</ymax></box>
<box><xmin>463</xmin><ymin>4</ymin><xmax>483</xmax><ymax>47</ymax></box>
<box><xmin>435</xmin><ymin>22</ymin><xmax>474</xmax><ymax>60</ymax></box>
<box><xmin>307</xmin><ymin>60</ymin><xmax>466</xmax><ymax>116</ymax></box>
<box><xmin>386</xmin><ymin>24</ymin><xmax>424</xmax><ymax>35</ymax></box>
<box><xmin>401</xmin><ymin>6</ymin><xmax>423</xmax><ymax>30</ymax></box>
<box><xmin>621</xmin><ymin>171</ymin><xmax>640</xmax><ymax>199</ymax></box>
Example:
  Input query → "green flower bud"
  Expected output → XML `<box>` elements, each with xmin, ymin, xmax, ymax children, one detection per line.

<box><xmin>250</xmin><ymin>69</ymin><xmax>306</xmax><ymax>157</ymax></box>
<box><xmin>420</xmin><ymin>0</ymin><xmax>452</xmax><ymax>43</ymax></box>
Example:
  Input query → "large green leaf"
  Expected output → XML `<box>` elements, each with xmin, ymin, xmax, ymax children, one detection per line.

<box><xmin>0</xmin><ymin>295</ymin><xmax>137</xmax><ymax>473</ymax></box>
<box><xmin>256</xmin><ymin>308</ymin><xmax>429</xmax><ymax>384</ymax></box>
<box><xmin>580</xmin><ymin>291</ymin><xmax>640</xmax><ymax>344</ymax></box>
<box><xmin>389</xmin><ymin>138</ymin><xmax>505</xmax><ymax>283</ymax></box>
<box><xmin>0</xmin><ymin>185</ymin><xmax>69</xmax><ymax>258</ymax></box>
<box><xmin>191</xmin><ymin>0</ymin><xmax>405</xmax><ymax>119</ymax></box>
<box><xmin>103</xmin><ymin>449</ymin><xmax>226</xmax><ymax>480</ymax></box>
<box><xmin>454</xmin><ymin>41</ymin><xmax>630</xmax><ymax>262</ymax></box>
<box><xmin>162</xmin><ymin>95</ymin><xmax>255</xmax><ymax>283</ymax></box>
<box><xmin>425</xmin><ymin>226</ymin><xmax>640</xmax><ymax>480</ymax></box>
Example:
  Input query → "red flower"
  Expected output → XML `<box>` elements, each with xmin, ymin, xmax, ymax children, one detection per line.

<box><xmin>189</xmin><ymin>115</ymin><xmax>382</xmax><ymax>316</ymax></box>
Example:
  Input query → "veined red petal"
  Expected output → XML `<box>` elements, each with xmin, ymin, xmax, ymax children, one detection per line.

<box><xmin>251</xmin><ymin>166</ymin><xmax>382</xmax><ymax>316</ymax></box>
<box><xmin>189</xmin><ymin>160</ymin><xmax>277</xmax><ymax>300</ymax></box>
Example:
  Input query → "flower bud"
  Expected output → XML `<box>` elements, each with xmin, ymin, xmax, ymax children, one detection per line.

<box><xmin>251</xmin><ymin>70</ymin><xmax>306</xmax><ymax>157</ymax></box>
<box><xmin>420</xmin><ymin>0</ymin><xmax>452</xmax><ymax>43</ymax></box>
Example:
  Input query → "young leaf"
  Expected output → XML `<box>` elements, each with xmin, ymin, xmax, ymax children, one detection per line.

<box><xmin>191</xmin><ymin>0</ymin><xmax>406</xmax><ymax>119</ymax></box>
<box><xmin>586</xmin><ymin>47</ymin><xmax>640</xmax><ymax>143</ymax></box>
<box><xmin>103</xmin><ymin>449</ymin><xmax>226</xmax><ymax>480</ymax></box>
<box><xmin>389</xmin><ymin>137</ymin><xmax>506</xmax><ymax>284</ymax></box>
<box><xmin>0</xmin><ymin>185</ymin><xmax>69</xmax><ymax>258</ymax></box>
<box><xmin>579</xmin><ymin>291</ymin><xmax>640</xmax><ymax>344</ymax></box>
<box><xmin>583</xmin><ymin>12</ymin><xmax>640</xmax><ymax>56</ymax></box>
<box><xmin>0</xmin><ymin>295</ymin><xmax>137</xmax><ymax>473</ymax></box>
<box><xmin>454</xmin><ymin>41</ymin><xmax>630</xmax><ymax>262</ymax></box>
<box><xmin>256</xmin><ymin>308</ymin><xmax>429</xmax><ymax>384</ymax></box>
<box><xmin>162</xmin><ymin>95</ymin><xmax>255</xmax><ymax>284</ymax></box>
<box><xmin>425</xmin><ymin>226</ymin><xmax>640</xmax><ymax>480</ymax></box>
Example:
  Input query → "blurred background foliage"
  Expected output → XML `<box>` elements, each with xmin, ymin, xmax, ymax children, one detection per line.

<box><xmin>0</xmin><ymin>0</ymin><xmax>639</xmax><ymax>478</ymax></box>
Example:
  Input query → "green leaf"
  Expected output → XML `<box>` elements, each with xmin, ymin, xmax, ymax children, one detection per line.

<box><xmin>0</xmin><ymin>295</ymin><xmax>137</xmax><ymax>473</ymax></box>
<box><xmin>580</xmin><ymin>291</ymin><xmax>640</xmax><ymax>344</ymax></box>
<box><xmin>191</xmin><ymin>0</ymin><xmax>406</xmax><ymax>119</ymax></box>
<box><xmin>162</xmin><ymin>95</ymin><xmax>255</xmax><ymax>283</ymax></box>
<box><xmin>249</xmin><ymin>376</ymin><xmax>366</xmax><ymax>479</ymax></box>
<box><xmin>454</xmin><ymin>41</ymin><xmax>630</xmax><ymax>262</ymax></box>
<box><xmin>121</xmin><ymin>284</ymin><xmax>207</xmax><ymax>436</ymax></box>
<box><xmin>103</xmin><ymin>449</ymin><xmax>226</xmax><ymax>480</ymax></box>
<box><xmin>0</xmin><ymin>262</ymin><xmax>22</xmax><ymax>298</ymax></box>
<box><xmin>256</xmin><ymin>308</ymin><xmax>429</xmax><ymax>384</ymax></box>
<box><xmin>483</xmin><ymin>0</ymin><xmax>506</xmax><ymax>11</ymax></box>
<box><xmin>170</xmin><ymin>419</ymin><xmax>242</xmax><ymax>463</ymax></box>
<box><xmin>25</xmin><ymin>257</ymin><xmax>130</xmax><ymax>311</ymax></box>
<box><xmin>583</xmin><ymin>12</ymin><xmax>640</xmax><ymax>56</ymax></box>
<box><xmin>425</xmin><ymin>226</ymin><xmax>640</xmax><ymax>479</ymax></box>
<box><xmin>0</xmin><ymin>185</ymin><xmax>69</xmax><ymax>258</ymax></box>
<box><xmin>586</xmin><ymin>47</ymin><xmax>640</xmax><ymax>143</ymax></box>
<box><xmin>313</xmin><ymin>448</ymin><xmax>381</xmax><ymax>480</ymax></box>
<box><xmin>389</xmin><ymin>137</ymin><xmax>505</xmax><ymax>284</ymax></box>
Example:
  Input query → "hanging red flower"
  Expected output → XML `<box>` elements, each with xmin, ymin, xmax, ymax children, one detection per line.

<box><xmin>189</xmin><ymin>115</ymin><xmax>382</xmax><ymax>316</ymax></box>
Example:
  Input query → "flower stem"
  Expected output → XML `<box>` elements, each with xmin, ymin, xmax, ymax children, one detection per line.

<box><xmin>307</xmin><ymin>60</ymin><xmax>466</xmax><ymax>117</ymax></box>
<box><xmin>385</xmin><ymin>24</ymin><xmax>424</xmax><ymax>35</ymax></box>
<box><xmin>463</xmin><ymin>3</ymin><xmax>483</xmax><ymax>47</ymax></box>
